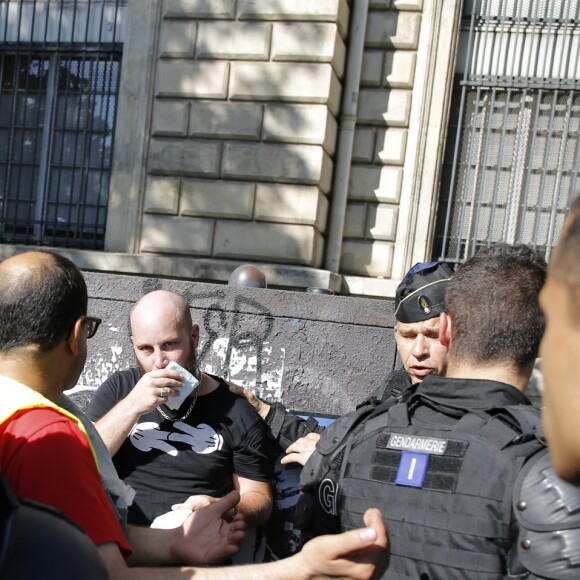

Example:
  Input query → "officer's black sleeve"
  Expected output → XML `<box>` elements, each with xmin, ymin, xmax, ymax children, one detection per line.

<box><xmin>265</xmin><ymin>403</ymin><xmax>326</xmax><ymax>452</ymax></box>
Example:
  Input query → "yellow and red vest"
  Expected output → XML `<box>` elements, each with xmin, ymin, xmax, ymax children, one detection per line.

<box><xmin>0</xmin><ymin>376</ymin><xmax>99</xmax><ymax>468</ymax></box>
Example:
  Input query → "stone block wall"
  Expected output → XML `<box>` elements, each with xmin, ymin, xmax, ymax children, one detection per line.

<box><xmin>104</xmin><ymin>0</ymin><xmax>460</xmax><ymax>296</ymax></box>
<box><xmin>141</xmin><ymin>0</ymin><xmax>349</xmax><ymax>268</ymax></box>
<box><xmin>341</xmin><ymin>0</ymin><xmax>422</xmax><ymax>279</ymax></box>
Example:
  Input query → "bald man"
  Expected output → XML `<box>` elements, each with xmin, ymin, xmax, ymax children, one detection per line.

<box><xmin>87</xmin><ymin>290</ymin><xmax>276</xmax><ymax>534</ymax></box>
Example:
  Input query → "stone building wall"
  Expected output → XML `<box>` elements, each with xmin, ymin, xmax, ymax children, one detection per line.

<box><xmin>102</xmin><ymin>0</ymin><xmax>461</xmax><ymax>297</ymax></box>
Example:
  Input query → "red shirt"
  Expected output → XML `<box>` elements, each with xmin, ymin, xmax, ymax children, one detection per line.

<box><xmin>0</xmin><ymin>407</ymin><xmax>131</xmax><ymax>557</ymax></box>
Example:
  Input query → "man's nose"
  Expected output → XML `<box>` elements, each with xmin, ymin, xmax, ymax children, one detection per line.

<box><xmin>153</xmin><ymin>349</ymin><xmax>167</xmax><ymax>369</ymax></box>
<box><xmin>411</xmin><ymin>335</ymin><xmax>428</xmax><ymax>357</ymax></box>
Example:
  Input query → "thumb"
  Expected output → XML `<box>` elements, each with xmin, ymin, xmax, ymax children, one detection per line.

<box><xmin>208</xmin><ymin>490</ymin><xmax>240</xmax><ymax>516</ymax></box>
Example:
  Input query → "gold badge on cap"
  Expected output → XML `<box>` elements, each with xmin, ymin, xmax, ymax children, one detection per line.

<box><xmin>418</xmin><ymin>295</ymin><xmax>431</xmax><ymax>315</ymax></box>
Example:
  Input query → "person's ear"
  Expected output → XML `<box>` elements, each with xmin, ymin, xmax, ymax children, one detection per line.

<box><xmin>439</xmin><ymin>312</ymin><xmax>452</xmax><ymax>348</ymax></box>
<box><xmin>66</xmin><ymin>316</ymin><xmax>85</xmax><ymax>356</ymax></box>
<box><xmin>191</xmin><ymin>324</ymin><xmax>200</xmax><ymax>349</ymax></box>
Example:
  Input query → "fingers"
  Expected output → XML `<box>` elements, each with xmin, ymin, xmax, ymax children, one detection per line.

<box><xmin>172</xmin><ymin>494</ymin><xmax>216</xmax><ymax>511</ymax></box>
<box><xmin>363</xmin><ymin>508</ymin><xmax>388</xmax><ymax>549</ymax></box>
<box><xmin>228</xmin><ymin>382</ymin><xmax>246</xmax><ymax>397</ymax></box>
<box><xmin>281</xmin><ymin>433</ymin><xmax>320</xmax><ymax>466</ymax></box>
<box><xmin>227</xmin><ymin>382</ymin><xmax>271</xmax><ymax>419</ymax></box>
<box><xmin>131</xmin><ymin>369</ymin><xmax>186</xmax><ymax>412</ymax></box>
<box><xmin>207</xmin><ymin>490</ymin><xmax>241</xmax><ymax>516</ymax></box>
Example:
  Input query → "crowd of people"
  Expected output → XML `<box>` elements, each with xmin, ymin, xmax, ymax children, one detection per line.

<box><xmin>1</xmin><ymin>197</ymin><xmax>580</xmax><ymax>578</ymax></box>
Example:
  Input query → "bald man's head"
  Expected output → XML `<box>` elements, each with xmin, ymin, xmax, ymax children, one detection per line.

<box><xmin>0</xmin><ymin>251</ymin><xmax>87</xmax><ymax>354</ymax></box>
<box><xmin>129</xmin><ymin>290</ymin><xmax>198</xmax><ymax>375</ymax></box>
<box><xmin>130</xmin><ymin>290</ymin><xmax>192</xmax><ymax>333</ymax></box>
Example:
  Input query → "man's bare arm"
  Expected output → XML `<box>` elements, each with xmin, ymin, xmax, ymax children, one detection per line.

<box><xmin>99</xmin><ymin>507</ymin><xmax>388</xmax><ymax>580</ymax></box>
<box><xmin>208</xmin><ymin>508</ymin><xmax>390</xmax><ymax>580</ymax></box>
<box><xmin>233</xmin><ymin>475</ymin><xmax>272</xmax><ymax>527</ymax></box>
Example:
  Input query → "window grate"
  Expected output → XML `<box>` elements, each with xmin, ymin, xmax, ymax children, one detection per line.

<box><xmin>435</xmin><ymin>0</ymin><xmax>580</xmax><ymax>264</ymax></box>
<box><xmin>0</xmin><ymin>1</ymin><xmax>125</xmax><ymax>249</ymax></box>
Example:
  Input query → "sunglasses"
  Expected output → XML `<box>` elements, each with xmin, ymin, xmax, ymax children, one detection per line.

<box><xmin>85</xmin><ymin>316</ymin><xmax>102</xmax><ymax>339</ymax></box>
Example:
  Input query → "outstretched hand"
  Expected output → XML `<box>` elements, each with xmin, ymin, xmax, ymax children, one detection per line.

<box><xmin>296</xmin><ymin>508</ymin><xmax>389</xmax><ymax>579</ymax></box>
<box><xmin>170</xmin><ymin>490</ymin><xmax>246</xmax><ymax>565</ymax></box>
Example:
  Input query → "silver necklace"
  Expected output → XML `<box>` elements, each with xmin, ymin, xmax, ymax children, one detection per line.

<box><xmin>157</xmin><ymin>389</ymin><xmax>199</xmax><ymax>422</ymax></box>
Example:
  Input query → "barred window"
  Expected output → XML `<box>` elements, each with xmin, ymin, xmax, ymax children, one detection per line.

<box><xmin>435</xmin><ymin>0</ymin><xmax>580</xmax><ymax>264</ymax></box>
<box><xmin>0</xmin><ymin>1</ymin><xmax>125</xmax><ymax>249</ymax></box>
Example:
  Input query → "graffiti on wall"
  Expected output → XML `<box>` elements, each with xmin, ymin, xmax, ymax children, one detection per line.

<box><xmin>187</xmin><ymin>289</ymin><xmax>285</xmax><ymax>402</ymax></box>
<box><xmin>76</xmin><ymin>283</ymin><xmax>286</xmax><ymax>403</ymax></box>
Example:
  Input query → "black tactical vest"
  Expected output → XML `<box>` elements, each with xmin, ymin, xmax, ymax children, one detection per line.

<box><xmin>299</xmin><ymin>391</ymin><xmax>546</xmax><ymax>579</ymax></box>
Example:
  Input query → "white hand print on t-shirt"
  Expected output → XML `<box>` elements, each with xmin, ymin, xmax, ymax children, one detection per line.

<box><xmin>129</xmin><ymin>421</ymin><xmax>224</xmax><ymax>456</ymax></box>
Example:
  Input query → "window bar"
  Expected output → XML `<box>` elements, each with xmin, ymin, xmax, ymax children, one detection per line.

<box><xmin>53</xmin><ymin>58</ymin><xmax>76</xmax><ymax>244</ymax></box>
<box><xmin>13</xmin><ymin>55</ymin><xmax>35</xmax><ymax>239</ymax></box>
<box><xmin>75</xmin><ymin>1</ymin><xmax>98</xmax><ymax>245</ymax></box>
<box><xmin>505</xmin><ymin>94</ymin><xmax>531</xmax><ymax>245</ymax></box>
<box><xmin>29</xmin><ymin>0</ymin><xmax>38</xmax><ymax>45</ymax></box>
<box><xmin>15</xmin><ymin>0</ymin><xmax>23</xmax><ymax>44</ymax></box>
<box><xmin>546</xmin><ymin>91</ymin><xmax>574</xmax><ymax>257</ymax></box>
<box><xmin>518</xmin><ymin>87</ymin><xmax>542</xmax><ymax>237</ymax></box>
<box><xmin>41</xmin><ymin>1</ymin><xmax>53</xmax><ymax>50</ymax></box>
<box><xmin>470</xmin><ymin>86</ymin><xmax>497</xmax><ymax>254</ymax></box>
<box><xmin>531</xmin><ymin>90</ymin><xmax>559</xmax><ymax>249</ymax></box>
<box><xmin>99</xmin><ymin>0</ymin><xmax>123</xmax><ymax>244</ymax></box>
<box><xmin>95</xmin><ymin>56</ymin><xmax>117</xmax><ymax>244</ymax></box>
<box><xmin>518</xmin><ymin>100</ymin><xmax>534</xmax><ymax>247</ymax></box>
<box><xmin>30</xmin><ymin>57</ymin><xmax>48</xmax><ymax>238</ymax></box>
<box><xmin>464</xmin><ymin>91</ymin><xmax>488</xmax><ymax>259</ymax></box>
<box><xmin>543</xmin><ymin>1</ymin><xmax>559</xmax><ymax>86</ymax></box>
<box><xmin>83</xmin><ymin>0</ymin><xmax>92</xmax><ymax>47</ymax></box>
<box><xmin>83</xmin><ymin>0</ymin><xmax>108</xmax><ymax>242</ymax></box>
<box><xmin>35</xmin><ymin>55</ymin><xmax>57</xmax><ymax>241</ymax></box>
<box><xmin>493</xmin><ymin>0</ymin><xmax>510</xmax><ymax>81</ymax></box>
<box><xmin>566</xmin><ymin>92</ymin><xmax>580</xmax><ymax>209</ymax></box>
<box><xmin>439</xmin><ymin>1</ymin><xmax>480</xmax><ymax>260</ymax></box>
<box><xmin>462</xmin><ymin>0</ymin><xmax>494</xmax><ymax>260</ymax></box>
<box><xmin>2</xmin><ymin>1</ymin><xmax>10</xmax><ymax>44</ymax></box>
<box><xmin>77</xmin><ymin>59</ymin><xmax>96</xmax><ymax>244</ymax></box>
<box><xmin>529</xmin><ymin>2</ymin><xmax>544</xmax><ymax>83</ymax></box>
<box><xmin>0</xmin><ymin>54</ymin><xmax>13</xmax><ymax>236</ymax></box>
<box><xmin>486</xmin><ymin>87</ymin><xmax>512</xmax><ymax>245</ymax></box>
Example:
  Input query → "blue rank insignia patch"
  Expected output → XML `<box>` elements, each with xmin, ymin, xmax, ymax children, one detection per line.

<box><xmin>395</xmin><ymin>451</ymin><xmax>430</xmax><ymax>488</ymax></box>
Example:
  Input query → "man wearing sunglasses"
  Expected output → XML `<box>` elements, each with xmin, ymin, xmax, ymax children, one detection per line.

<box><xmin>0</xmin><ymin>250</ymin><xmax>389</xmax><ymax>579</ymax></box>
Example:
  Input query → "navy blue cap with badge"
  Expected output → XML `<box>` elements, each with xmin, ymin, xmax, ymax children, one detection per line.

<box><xmin>394</xmin><ymin>261</ymin><xmax>453</xmax><ymax>323</ymax></box>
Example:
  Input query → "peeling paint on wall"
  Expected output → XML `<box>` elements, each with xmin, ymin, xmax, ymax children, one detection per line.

<box><xmin>75</xmin><ymin>343</ymin><xmax>125</xmax><ymax>390</ymax></box>
<box><xmin>202</xmin><ymin>337</ymin><xmax>285</xmax><ymax>401</ymax></box>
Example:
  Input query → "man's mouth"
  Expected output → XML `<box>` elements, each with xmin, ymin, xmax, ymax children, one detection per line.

<box><xmin>410</xmin><ymin>366</ymin><xmax>434</xmax><ymax>378</ymax></box>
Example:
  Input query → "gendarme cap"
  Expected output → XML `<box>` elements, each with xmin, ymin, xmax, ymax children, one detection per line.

<box><xmin>394</xmin><ymin>262</ymin><xmax>453</xmax><ymax>323</ymax></box>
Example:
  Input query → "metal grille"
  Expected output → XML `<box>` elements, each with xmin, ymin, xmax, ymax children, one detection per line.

<box><xmin>435</xmin><ymin>0</ymin><xmax>580</xmax><ymax>264</ymax></box>
<box><xmin>0</xmin><ymin>1</ymin><xmax>126</xmax><ymax>249</ymax></box>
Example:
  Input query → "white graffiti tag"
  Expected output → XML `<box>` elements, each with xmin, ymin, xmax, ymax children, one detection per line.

<box><xmin>129</xmin><ymin>421</ymin><xmax>224</xmax><ymax>457</ymax></box>
<box><xmin>318</xmin><ymin>478</ymin><xmax>338</xmax><ymax>516</ymax></box>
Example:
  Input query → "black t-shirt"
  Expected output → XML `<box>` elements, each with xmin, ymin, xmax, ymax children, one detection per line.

<box><xmin>87</xmin><ymin>369</ymin><xmax>276</xmax><ymax>525</ymax></box>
